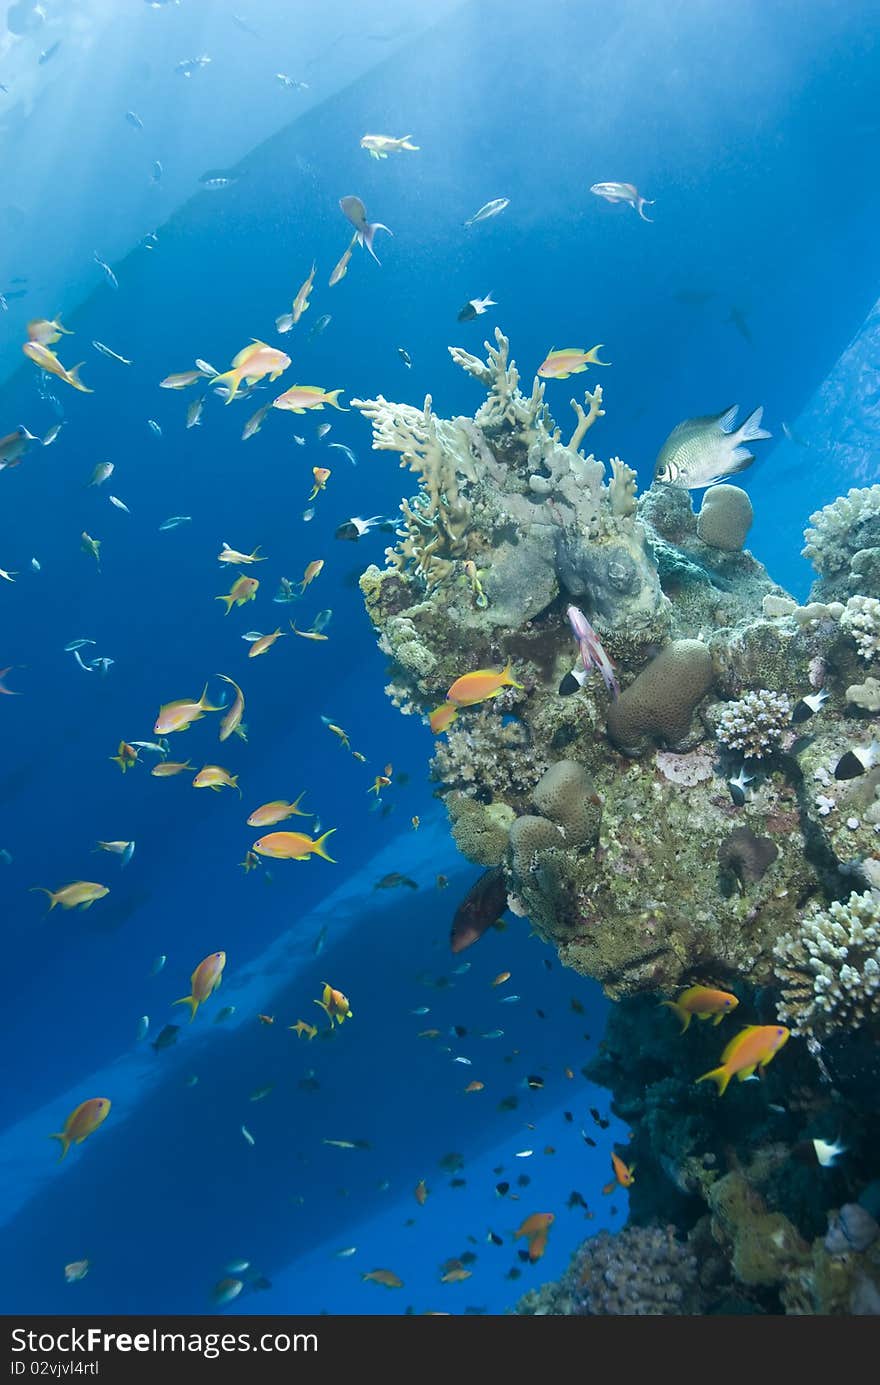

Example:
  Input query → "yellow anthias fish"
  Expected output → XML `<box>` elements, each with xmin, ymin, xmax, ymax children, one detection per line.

<box><xmin>193</xmin><ymin>764</ymin><xmax>241</xmax><ymax>795</ymax></box>
<box><xmin>216</xmin><ymin>674</ymin><xmax>246</xmax><ymax>742</ymax></box>
<box><xmin>49</xmin><ymin>1098</ymin><xmax>110</xmax><ymax>1160</ymax></box>
<box><xmin>174</xmin><ymin>951</ymin><xmax>226</xmax><ymax>1021</ymax></box>
<box><xmin>110</xmin><ymin>740</ymin><xmax>138</xmax><ymax>772</ymax></box>
<box><xmin>251</xmin><ymin>828</ymin><xmax>337</xmax><ymax>861</ymax></box>
<box><xmin>537</xmin><ymin>346</ymin><xmax>611</xmax><ymax>379</ymax></box>
<box><xmin>211</xmin><ymin>341</ymin><xmax>291</xmax><ymax>404</ymax></box>
<box><xmin>329</xmin><ymin>235</ymin><xmax>357</xmax><ymax>286</ymax></box>
<box><xmin>31</xmin><ymin>881</ymin><xmax>109</xmax><ymax>911</ymax></box>
<box><xmin>314</xmin><ymin>982</ymin><xmax>352</xmax><ymax>1025</ymax></box>
<box><xmin>292</xmin><ymin>262</ymin><xmax>317</xmax><ymax>324</ymax></box>
<box><xmin>27</xmin><ymin>315</ymin><xmax>73</xmax><ymax>346</ymax></box>
<box><xmin>154</xmin><ymin>684</ymin><xmax>221</xmax><ymax>735</ymax></box>
<box><xmin>447</xmin><ymin>662</ymin><xmax>523</xmax><ymax>707</ymax></box>
<box><xmin>218</xmin><ymin>543</ymin><xmax>265</xmax><ymax>565</ymax></box>
<box><xmin>151</xmin><ymin>760</ymin><xmax>194</xmax><ymax>777</ymax></box>
<box><xmin>248</xmin><ymin>629</ymin><xmax>286</xmax><ymax>658</ymax></box>
<box><xmin>22</xmin><ymin>341</ymin><xmax>92</xmax><ymax>392</ymax></box>
<box><xmin>661</xmin><ymin>986</ymin><xmax>739</xmax><ymax>1033</ymax></box>
<box><xmin>360</xmin><ymin>133</ymin><xmax>419</xmax><ymax>158</ymax></box>
<box><xmin>216</xmin><ymin>574</ymin><xmax>259</xmax><ymax>614</ymax></box>
<box><xmin>247</xmin><ymin>793</ymin><xmax>310</xmax><ymax>827</ymax></box>
<box><xmin>696</xmin><ymin>1024</ymin><xmax>790</xmax><ymax>1096</ymax></box>
<box><xmin>271</xmin><ymin>385</ymin><xmax>347</xmax><ymax>414</ymax></box>
<box><xmin>290</xmin><ymin>1019</ymin><xmax>318</xmax><ymax>1040</ymax></box>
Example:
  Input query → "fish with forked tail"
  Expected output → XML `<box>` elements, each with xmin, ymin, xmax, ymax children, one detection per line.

<box><xmin>654</xmin><ymin>404</ymin><xmax>771</xmax><ymax>489</ymax></box>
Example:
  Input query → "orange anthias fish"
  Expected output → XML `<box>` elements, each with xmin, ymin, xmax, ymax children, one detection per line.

<box><xmin>515</xmin><ymin>1212</ymin><xmax>555</xmax><ymax>1262</ymax></box>
<box><xmin>308</xmin><ymin>467</ymin><xmax>331</xmax><ymax>500</ymax></box>
<box><xmin>50</xmin><ymin>1098</ymin><xmax>111</xmax><ymax>1160</ymax></box>
<box><xmin>211</xmin><ymin>341</ymin><xmax>291</xmax><ymax>404</ymax></box>
<box><xmin>252</xmin><ymin>828</ymin><xmax>336</xmax><ymax>861</ymax></box>
<box><xmin>464</xmin><ymin>1080</ymin><xmax>484</xmax><ymax>1093</ymax></box>
<box><xmin>193</xmin><ymin>764</ymin><xmax>241</xmax><ymax>795</ymax></box>
<box><xmin>314</xmin><ymin>982</ymin><xmax>352</xmax><ymax>1025</ymax></box>
<box><xmin>362</xmin><ymin>1269</ymin><xmax>403</xmax><ymax>1288</ymax></box>
<box><xmin>31</xmin><ymin>881</ymin><xmax>109</xmax><ymax>911</ymax></box>
<box><xmin>537</xmin><ymin>346</ymin><xmax>611</xmax><ymax>379</ymax></box>
<box><xmin>368</xmin><ymin>775</ymin><xmax>391</xmax><ymax>795</ymax></box>
<box><xmin>603</xmin><ymin>1152</ymin><xmax>635</xmax><ymax>1195</ymax></box>
<box><xmin>414</xmin><ymin>1179</ymin><xmax>429</xmax><ymax>1206</ymax></box>
<box><xmin>216</xmin><ymin>574</ymin><xmax>259</xmax><ymax>614</ymax></box>
<box><xmin>299</xmin><ymin>560</ymin><xmax>324</xmax><ymax>593</ymax></box>
<box><xmin>248</xmin><ymin>629</ymin><xmax>286</xmax><ymax>658</ymax></box>
<box><xmin>292</xmin><ymin>262</ymin><xmax>317</xmax><ymax>324</ymax></box>
<box><xmin>272</xmin><ymin>385</ymin><xmax>348</xmax><ymax>414</ymax></box>
<box><xmin>661</xmin><ymin>985</ymin><xmax>739</xmax><ymax>1033</ymax></box>
<box><xmin>174</xmin><ymin>951</ymin><xmax>226</xmax><ymax>1021</ymax></box>
<box><xmin>429</xmin><ymin>702</ymin><xmax>459</xmax><ymax>734</ymax></box>
<box><xmin>22</xmin><ymin>341</ymin><xmax>92</xmax><ymax>392</ymax></box>
<box><xmin>154</xmin><ymin>684</ymin><xmax>221</xmax><ymax>735</ymax></box>
<box><xmin>110</xmin><ymin>740</ymin><xmax>139</xmax><ymax>772</ymax></box>
<box><xmin>247</xmin><ymin>793</ymin><xmax>309</xmax><ymax>827</ymax></box>
<box><xmin>217</xmin><ymin>674</ymin><xmax>246</xmax><ymax>743</ymax></box>
<box><xmin>447</xmin><ymin>662</ymin><xmax>523</xmax><ymax>707</ymax></box>
<box><xmin>697</xmin><ymin>1024</ymin><xmax>790</xmax><ymax>1096</ymax></box>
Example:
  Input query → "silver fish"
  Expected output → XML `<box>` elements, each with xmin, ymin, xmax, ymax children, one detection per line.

<box><xmin>108</xmin><ymin>495</ymin><xmax>130</xmax><ymax>513</ymax></box>
<box><xmin>64</xmin><ymin>639</ymin><xmax>95</xmax><ymax>652</ymax></box>
<box><xmin>159</xmin><ymin>515</ymin><xmax>191</xmax><ymax>530</ymax></box>
<box><xmin>464</xmin><ymin>198</ymin><xmax>509</xmax><ymax>228</ymax></box>
<box><xmin>590</xmin><ymin>181</ymin><xmax>654</xmax><ymax>222</ymax></box>
<box><xmin>148</xmin><ymin>419</ymin><xmax>162</xmax><ymax>438</ymax></box>
<box><xmin>93</xmin><ymin>252</ymin><xmax>119</xmax><ymax>290</ymax></box>
<box><xmin>93</xmin><ymin>341</ymin><xmax>132</xmax><ymax>365</ymax></box>
<box><xmin>186</xmin><ymin>396</ymin><xmax>205</xmax><ymax>429</ymax></box>
<box><xmin>327</xmin><ymin>442</ymin><xmax>356</xmax><ymax>466</ymax></box>
<box><xmin>136</xmin><ymin>1015</ymin><xmax>149</xmax><ymax>1041</ymax></box>
<box><xmin>653</xmin><ymin>405</ymin><xmax>771</xmax><ymax>489</ymax></box>
<box><xmin>42</xmin><ymin>422</ymin><xmax>64</xmax><ymax>447</ymax></box>
<box><xmin>125</xmin><ymin>111</ymin><xmax>144</xmax><ymax>130</ymax></box>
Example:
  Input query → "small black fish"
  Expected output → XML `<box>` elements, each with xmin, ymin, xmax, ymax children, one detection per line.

<box><xmin>460</xmin><ymin>1251</ymin><xmax>477</xmax><ymax>1265</ymax></box>
<box><xmin>571</xmin><ymin>998</ymin><xmax>585</xmax><ymax>1015</ymax></box>
<box><xmin>516</xmin><ymin>1174</ymin><xmax>531</xmax><ymax>1187</ymax></box>
<box><xmin>543</xmin><ymin>959</ymin><xmax>553</xmax><ymax>971</ymax></box>
<box><xmin>535</xmin><ymin>1009</ymin><xmax>546</xmax><ymax>1019</ymax></box>
<box><xmin>582</xmin><ymin>1134</ymin><xmax>597</xmax><ymax>1148</ymax></box>
<box><xmin>558</xmin><ymin>667</ymin><xmax>588</xmax><ymax>697</ymax></box>
<box><xmin>487</xmin><ymin>1231</ymin><xmax>503</xmax><ymax>1246</ymax></box>
<box><xmin>567</xmin><ymin>1190</ymin><xmax>588</xmax><ymax>1210</ymax></box>
<box><xmin>450</xmin><ymin>1177</ymin><xmax>467</xmax><ymax>1188</ymax></box>
<box><xmin>517</xmin><ymin>1249</ymin><xmax>532</xmax><ymax>1263</ymax></box>
<box><xmin>792</xmin><ymin>689</ymin><xmax>829</xmax><ymax>724</ymax></box>
<box><xmin>526</xmin><ymin>1075</ymin><xmax>544</xmax><ymax>1090</ymax></box>
<box><xmin>506</xmin><ymin>1267</ymin><xmax>521</xmax><ymax>1280</ymax></box>
<box><xmin>835</xmin><ymin>742</ymin><xmax>879</xmax><ymax>780</ymax></box>
<box><xmin>498</xmin><ymin>1096</ymin><xmax>518</xmax><ymax>1112</ymax></box>
<box><xmin>451</xmin><ymin>1025</ymin><xmax>468</xmax><ymax>1038</ymax></box>
<box><xmin>564</xmin><ymin>1111</ymin><xmax>573</xmax><ymax>1122</ymax></box>
<box><xmin>151</xmin><ymin>1023</ymin><xmax>180</xmax><ymax>1052</ymax></box>
<box><xmin>589</xmin><ymin>1108</ymin><xmax>601</xmax><ymax>1123</ymax></box>
<box><xmin>495</xmin><ymin>1181</ymin><xmax>510</xmax><ymax>1198</ymax></box>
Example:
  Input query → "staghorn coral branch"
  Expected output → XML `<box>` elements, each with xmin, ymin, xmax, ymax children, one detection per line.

<box><xmin>568</xmin><ymin>385</ymin><xmax>605</xmax><ymax>452</ymax></box>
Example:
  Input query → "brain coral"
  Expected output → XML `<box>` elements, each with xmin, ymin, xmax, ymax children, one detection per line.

<box><xmin>696</xmin><ymin>484</ymin><xmax>754</xmax><ymax>552</ymax></box>
<box><xmin>532</xmin><ymin>760</ymin><xmax>601</xmax><ymax>846</ymax></box>
<box><xmin>508</xmin><ymin>814</ymin><xmax>563</xmax><ymax>876</ymax></box>
<box><xmin>606</xmin><ymin>639</ymin><xmax>714</xmax><ymax>754</ymax></box>
<box><xmin>773</xmin><ymin>890</ymin><xmax>880</xmax><ymax>1038</ymax></box>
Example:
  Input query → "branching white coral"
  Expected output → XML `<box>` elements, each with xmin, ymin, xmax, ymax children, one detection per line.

<box><xmin>802</xmin><ymin>485</ymin><xmax>880</xmax><ymax>576</ymax></box>
<box><xmin>841</xmin><ymin>595</ymin><xmax>880</xmax><ymax>662</ymax></box>
<box><xmin>716</xmin><ymin>689</ymin><xmax>792</xmax><ymax>759</ymax></box>
<box><xmin>774</xmin><ymin>890</ymin><xmax>880</xmax><ymax>1037</ymax></box>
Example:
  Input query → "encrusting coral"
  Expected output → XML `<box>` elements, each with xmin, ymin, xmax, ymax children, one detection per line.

<box><xmin>516</xmin><ymin>1225</ymin><xmax>701</xmax><ymax>1315</ymax></box>
<box><xmin>773</xmin><ymin>890</ymin><xmax>880</xmax><ymax>1039</ymax></box>
<box><xmin>356</xmin><ymin>328</ymin><xmax>880</xmax><ymax>1010</ymax></box>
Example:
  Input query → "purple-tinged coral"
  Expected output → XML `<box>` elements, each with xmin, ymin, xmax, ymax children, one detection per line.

<box><xmin>516</xmin><ymin>1225</ymin><xmax>700</xmax><ymax>1316</ymax></box>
